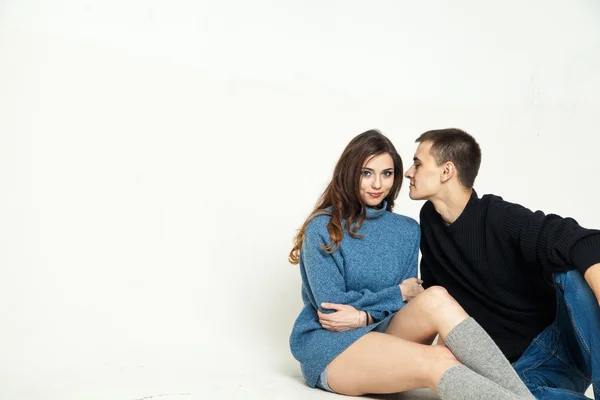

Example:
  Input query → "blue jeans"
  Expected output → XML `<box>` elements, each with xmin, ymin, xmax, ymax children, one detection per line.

<box><xmin>512</xmin><ymin>270</ymin><xmax>600</xmax><ymax>399</ymax></box>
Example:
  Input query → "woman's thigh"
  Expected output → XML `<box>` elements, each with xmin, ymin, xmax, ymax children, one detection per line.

<box><xmin>326</xmin><ymin>331</ymin><xmax>459</xmax><ymax>396</ymax></box>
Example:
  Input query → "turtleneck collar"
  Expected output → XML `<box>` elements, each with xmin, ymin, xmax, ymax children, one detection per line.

<box><xmin>365</xmin><ymin>201</ymin><xmax>388</xmax><ymax>220</ymax></box>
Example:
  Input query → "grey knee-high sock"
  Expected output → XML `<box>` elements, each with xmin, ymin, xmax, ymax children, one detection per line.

<box><xmin>444</xmin><ymin>317</ymin><xmax>532</xmax><ymax>398</ymax></box>
<box><xmin>438</xmin><ymin>365</ymin><xmax>533</xmax><ymax>400</ymax></box>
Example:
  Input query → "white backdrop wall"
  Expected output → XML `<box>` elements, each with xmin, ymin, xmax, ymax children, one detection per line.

<box><xmin>0</xmin><ymin>1</ymin><xmax>598</xmax><ymax>399</ymax></box>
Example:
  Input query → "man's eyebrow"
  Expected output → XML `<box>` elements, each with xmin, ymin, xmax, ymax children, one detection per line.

<box><xmin>413</xmin><ymin>157</ymin><xmax>422</xmax><ymax>162</ymax></box>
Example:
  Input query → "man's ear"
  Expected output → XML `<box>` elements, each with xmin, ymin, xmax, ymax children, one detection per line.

<box><xmin>441</xmin><ymin>162</ymin><xmax>456</xmax><ymax>183</ymax></box>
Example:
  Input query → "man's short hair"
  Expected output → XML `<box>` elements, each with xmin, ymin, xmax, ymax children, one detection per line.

<box><xmin>416</xmin><ymin>128</ymin><xmax>481</xmax><ymax>188</ymax></box>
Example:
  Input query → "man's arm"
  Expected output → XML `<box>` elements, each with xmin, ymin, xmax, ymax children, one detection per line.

<box><xmin>419</xmin><ymin>204</ymin><xmax>439</xmax><ymax>289</ymax></box>
<box><xmin>495</xmin><ymin>201</ymin><xmax>600</xmax><ymax>276</ymax></box>
<box><xmin>420</xmin><ymin>257</ymin><xmax>438</xmax><ymax>289</ymax></box>
<box><xmin>420</xmin><ymin>229</ymin><xmax>439</xmax><ymax>288</ymax></box>
<box><xmin>495</xmin><ymin>200</ymin><xmax>600</xmax><ymax>303</ymax></box>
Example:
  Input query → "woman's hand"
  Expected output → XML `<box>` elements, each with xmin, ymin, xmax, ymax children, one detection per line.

<box><xmin>318</xmin><ymin>303</ymin><xmax>367</xmax><ymax>332</ymax></box>
<box><xmin>399</xmin><ymin>278</ymin><xmax>424</xmax><ymax>302</ymax></box>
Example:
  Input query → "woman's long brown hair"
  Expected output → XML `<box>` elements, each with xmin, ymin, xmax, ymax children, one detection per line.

<box><xmin>289</xmin><ymin>129</ymin><xmax>403</xmax><ymax>264</ymax></box>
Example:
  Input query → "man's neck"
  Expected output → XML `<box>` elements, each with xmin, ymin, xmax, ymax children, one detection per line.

<box><xmin>430</xmin><ymin>188</ymin><xmax>473</xmax><ymax>224</ymax></box>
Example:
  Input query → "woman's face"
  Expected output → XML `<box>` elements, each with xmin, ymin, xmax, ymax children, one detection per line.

<box><xmin>359</xmin><ymin>152</ymin><xmax>395</xmax><ymax>207</ymax></box>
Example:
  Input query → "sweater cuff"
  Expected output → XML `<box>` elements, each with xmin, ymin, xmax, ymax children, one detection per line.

<box><xmin>571</xmin><ymin>234</ymin><xmax>600</xmax><ymax>275</ymax></box>
<box><xmin>387</xmin><ymin>284</ymin><xmax>404</xmax><ymax>309</ymax></box>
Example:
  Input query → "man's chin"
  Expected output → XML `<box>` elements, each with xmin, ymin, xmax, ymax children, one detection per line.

<box><xmin>408</xmin><ymin>191</ymin><xmax>426</xmax><ymax>201</ymax></box>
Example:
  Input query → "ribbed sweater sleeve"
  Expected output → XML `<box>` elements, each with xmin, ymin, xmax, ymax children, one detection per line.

<box><xmin>302</xmin><ymin>221</ymin><xmax>404</xmax><ymax>314</ymax></box>
<box><xmin>419</xmin><ymin>207</ymin><xmax>439</xmax><ymax>289</ymax></box>
<box><xmin>420</xmin><ymin>258</ymin><xmax>438</xmax><ymax>289</ymax></box>
<box><xmin>367</xmin><ymin>227</ymin><xmax>420</xmax><ymax>322</ymax></box>
<box><xmin>493</xmin><ymin>201</ymin><xmax>600</xmax><ymax>275</ymax></box>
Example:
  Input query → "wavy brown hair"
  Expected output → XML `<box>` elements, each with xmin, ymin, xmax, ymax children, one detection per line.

<box><xmin>289</xmin><ymin>129</ymin><xmax>403</xmax><ymax>264</ymax></box>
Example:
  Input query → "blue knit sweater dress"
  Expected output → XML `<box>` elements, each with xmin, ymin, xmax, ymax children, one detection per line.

<box><xmin>289</xmin><ymin>203</ymin><xmax>420</xmax><ymax>388</ymax></box>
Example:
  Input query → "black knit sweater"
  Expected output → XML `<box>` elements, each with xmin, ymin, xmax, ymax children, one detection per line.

<box><xmin>420</xmin><ymin>190</ymin><xmax>600</xmax><ymax>361</ymax></box>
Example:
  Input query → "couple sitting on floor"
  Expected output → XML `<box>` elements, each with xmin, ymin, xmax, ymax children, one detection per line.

<box><xmin>289</xmin><ymin>128</ymin><xmax>600</xmax><ymax>399</ymax></box>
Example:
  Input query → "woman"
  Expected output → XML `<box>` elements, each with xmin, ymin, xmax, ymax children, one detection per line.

<box><xmin>288</xmin><ymin>130</ymin><xmax>534</xmax><ymax>399</ymax></box>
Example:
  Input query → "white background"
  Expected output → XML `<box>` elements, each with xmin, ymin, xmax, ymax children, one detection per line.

<box><xmin>0</xmin><ymin>1</ymin><xmax>598</xmax><ymax>399</ymax></box>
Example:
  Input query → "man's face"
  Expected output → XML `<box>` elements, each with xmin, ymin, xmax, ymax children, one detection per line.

<box><xmin>404</xmin><ymin>141</ymin><xmax>444</xmax><ymax>201</ymax></box>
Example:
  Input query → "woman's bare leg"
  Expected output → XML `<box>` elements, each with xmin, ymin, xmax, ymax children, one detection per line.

<box><xmin>385</xmin><ymin>286</ymin><xmax>469</xmax><ymax>344</ymax></box>
<box><xmin>383</xmin><ymin>286</ymin><xmax>533</xmax><ymax>399</ymax></box>
<box><xmin>326</xmin><ymin>331</ymin><xmax>460</xmax><ymax>396</ymax></box>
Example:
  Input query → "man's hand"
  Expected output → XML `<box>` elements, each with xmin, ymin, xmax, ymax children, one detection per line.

<box><xmin>318</xmin><ymin>303</ymin><xmax>367</xmax><ymax>332</ymax></box>
<box><xmin>399</xmin><ymin>278</ymin><xmax>425</xmax><ymax>302</ymax></box>
<box><xmin>584</xmin><ymin>263</ymin><xmax>600</xmax><ymax>305</ymax></box>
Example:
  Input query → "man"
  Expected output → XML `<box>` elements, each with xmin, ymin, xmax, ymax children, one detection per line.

<box><xmin>404</xmin><ymin>128</ymin><xmax>600</xmax><ymax>399</ymax></box>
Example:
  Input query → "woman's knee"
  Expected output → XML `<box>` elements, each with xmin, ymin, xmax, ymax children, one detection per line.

<box><xmin>422</xmin><ymin>286</ymin><xmax>464</xmax><ymax>313</ymax></box>
<box><xmin>423</xmin><ymin>286</ymin><xmax>451</xmax><ymax>306</ymax></box>
<box><xmin>424</xmin><ymin>285</ymin><xmax>449</xmax><ymax>298</ymax></box>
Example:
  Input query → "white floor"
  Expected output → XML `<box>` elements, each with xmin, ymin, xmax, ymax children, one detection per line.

<box><xmin>1</xmin><ymin>365</ymin><xmax>442</xmax><ymax>400</ymax></box>
<box><xmin>3</xmin><ymin>357</ymin><xmax>594</xmax><ymax>400</ymax></box>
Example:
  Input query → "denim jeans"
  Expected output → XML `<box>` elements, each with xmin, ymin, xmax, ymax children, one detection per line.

<box><xmin>512</xmin><ymin>270</ymin><xmax>600</xmax><ymax>399</ymax></box>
